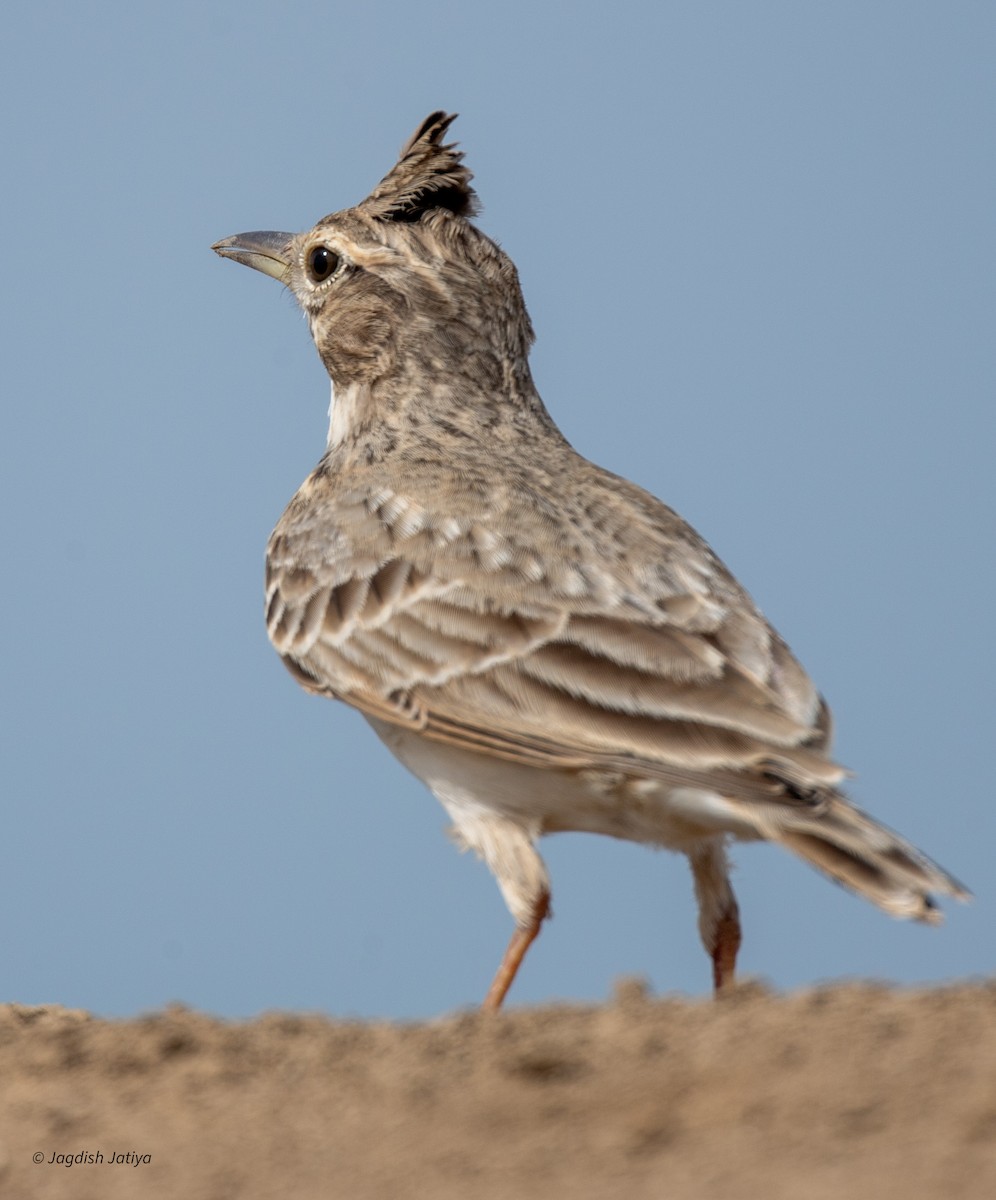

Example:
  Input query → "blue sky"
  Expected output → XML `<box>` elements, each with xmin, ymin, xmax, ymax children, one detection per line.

<box><xmin>2</xmin><ymin>2</ymin><xmax>992</xmax><ymax>1018</ymax></box>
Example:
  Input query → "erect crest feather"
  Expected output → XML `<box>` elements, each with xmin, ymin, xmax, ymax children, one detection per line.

<box><xmin>360</xmin><ymin>112</ymin><xmax>479</xmax><ymax>223</ymax></box>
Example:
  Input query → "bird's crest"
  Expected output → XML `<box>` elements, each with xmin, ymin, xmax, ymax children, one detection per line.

<box><xmin>359</xmin><ymin>112</ymin><xmax>479</xmax><ymax>223</ymax></box>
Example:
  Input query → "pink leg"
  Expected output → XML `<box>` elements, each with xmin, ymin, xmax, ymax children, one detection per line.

<box><xmin>482</xmin><ymin>889</ymin><xmax>551</xmax><ymax>1011</ymax></box>
<box><xmin>710</xmin><ymin>908</ymin><xmax>742</xmax><ymax>993</ymax></box>
<box><xmin>689</xmin><ymin>841</ymin><xmax>742</xmax><ymax>995</ymax></box>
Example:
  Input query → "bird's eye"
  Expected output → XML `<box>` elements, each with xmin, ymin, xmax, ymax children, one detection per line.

<box><xmin>307</xmin><ymin>245</ymin><xmax>339</xmax><ymax>283</ymax></box>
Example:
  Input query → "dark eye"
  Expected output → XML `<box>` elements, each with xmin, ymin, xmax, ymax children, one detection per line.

<box><xmin>307</xmin><ymin>245</ymin><xmax>339</xmax><ymax>283</ymax></box>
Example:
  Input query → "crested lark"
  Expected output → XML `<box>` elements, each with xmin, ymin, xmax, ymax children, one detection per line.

<box><xmin>213</xmin><ymin>113</ymin><xmax>967</xmax><ymax>1008</ymax></box>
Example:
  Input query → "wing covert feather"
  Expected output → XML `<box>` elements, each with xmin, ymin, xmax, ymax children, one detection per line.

<box><xmin>264</xmin><ymin>478</ymin><xmax>831</xmax><ymax>784</ymax></box>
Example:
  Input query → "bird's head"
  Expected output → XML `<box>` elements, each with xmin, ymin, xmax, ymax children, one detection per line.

<box><xmin>213</xmin><ymin>113</ymin><xmax>535</xmax><ymax>401</ymax></box>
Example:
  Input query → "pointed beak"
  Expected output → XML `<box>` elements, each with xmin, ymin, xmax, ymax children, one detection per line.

<box><xmin>211</xmin><ymin>230</ymin><xmax>293</xmax><ymax>283</ymax></box>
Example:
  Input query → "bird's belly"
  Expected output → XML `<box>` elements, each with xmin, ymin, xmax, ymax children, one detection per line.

<box><xmin>366</xmin><ymin>718</ymin><xmax>757</xmax><ymax>851</ymax></box>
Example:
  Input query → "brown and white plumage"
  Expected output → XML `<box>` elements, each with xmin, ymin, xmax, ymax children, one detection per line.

<box><xmin>213</xmin><ymin>113</ymin><xmax>968</xmax><ymax>1007</ymax></box>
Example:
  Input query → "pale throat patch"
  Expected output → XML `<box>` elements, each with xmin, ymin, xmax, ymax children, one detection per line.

<box><xmin>326</xmin><ymin>379</ymin><xmax>337</xmax><ymax>445</ymax></box>
<box><xmin>326</xmin><ymin>378</ymin><xmax>363</xmax><ymax>447</ymax></box>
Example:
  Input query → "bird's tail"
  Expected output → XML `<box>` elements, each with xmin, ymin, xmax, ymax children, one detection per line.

<box><xmin>749</xmin><ymin>786</ymin><xmax>970</xmax><ymax>923</ymax></box>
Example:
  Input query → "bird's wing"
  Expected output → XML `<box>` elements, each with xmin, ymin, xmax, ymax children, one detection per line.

<box><xmin>265</xmin><ymin>476</ymin><xmax>842</xmax><ymax>796</ymax></box>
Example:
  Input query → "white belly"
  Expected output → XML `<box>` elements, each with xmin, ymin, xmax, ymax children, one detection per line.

<box><xmin>366</xmin><ymin>718</ymin><xmax>758</xmax><ymax>852</ymax></box>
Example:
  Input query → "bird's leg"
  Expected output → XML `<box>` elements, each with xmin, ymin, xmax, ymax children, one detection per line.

<box><xmin>482</xmin><ymin>887</ymin><xmax>550</xmax><ymax>1011</ymax></box>
<box><xmin>689</xmin><ymin>840</ymin><xmax>741</xmax><ymax>994</ymax></box>
<box><xmin>443</xmin><ymin>809</ymin><xmax>551</xmax><ymax>1011</ymax></box>
<box><xmin>710</xmin><ymin>908</ymin><xmax>742</xmax><ymax>992</ymax></box>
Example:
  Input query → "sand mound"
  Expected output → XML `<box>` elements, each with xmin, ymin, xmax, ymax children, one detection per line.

<box><xmin>1</xmin><ymin>980</ymin><xmax>994</xmax><ymax>1199</ymax></box>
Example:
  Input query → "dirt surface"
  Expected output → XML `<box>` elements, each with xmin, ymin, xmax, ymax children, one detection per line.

<box><xmin>1</xmin><ymin>979</ymin><xmax>993</xmax><ymax>1200</ymax></box>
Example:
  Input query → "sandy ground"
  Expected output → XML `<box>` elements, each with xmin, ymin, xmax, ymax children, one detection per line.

<box><xmin>1</xmin><ymin>979</ymin><xmax>993</xmax><ymax>1200</ymax></box>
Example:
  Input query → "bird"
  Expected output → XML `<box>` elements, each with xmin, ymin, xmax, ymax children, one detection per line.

<box><xmin>212</xmin><ymin>112</ymin><xmax>968</xmax><ymax>1009</ymax></box>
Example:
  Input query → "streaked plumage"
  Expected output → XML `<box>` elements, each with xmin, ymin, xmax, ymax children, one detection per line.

<box><xmin>213</xmin><ymin>113</ymin><xmax>967</xmax><ymax>1007</ymax></box>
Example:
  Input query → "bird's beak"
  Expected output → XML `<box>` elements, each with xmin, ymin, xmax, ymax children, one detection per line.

<box><xmin>211</xmin><ymin>231</ymin><xmax>294</xmax><ymax>283</ymax></box>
